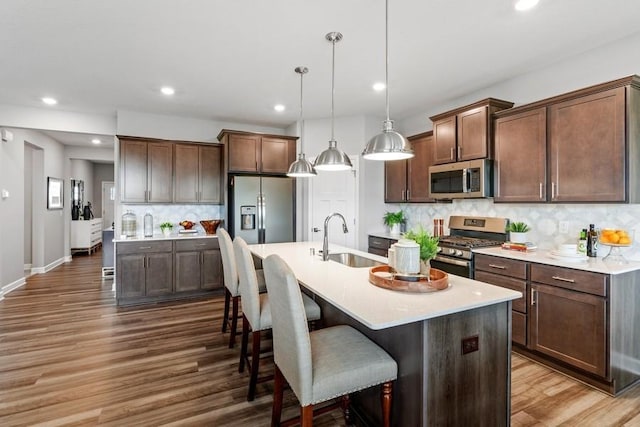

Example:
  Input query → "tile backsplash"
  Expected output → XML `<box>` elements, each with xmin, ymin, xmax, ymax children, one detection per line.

<box><xmin>120</xmin><ymin>204</ymin><xmax>223</xmax><ymax>237</ymax></box>
<box><xmin>390</xmin><ymin>199</ymin><xmax>640</xmax><ymax>260</ymax></box>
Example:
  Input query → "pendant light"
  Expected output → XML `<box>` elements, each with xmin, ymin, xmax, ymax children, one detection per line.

<box><xmin>362</xmin><ymin>0</ymin><xmax>413</xmax><ymax>161</ymax></box>
<box><xmin>287</xmin><ymin>66</ymin><xmax>317</xmax><ymax>177</ymax></box>
<box><xmin>314</xmin><ymin>32</ymin><xmax>353</xmax><ymax>171</ymax></box>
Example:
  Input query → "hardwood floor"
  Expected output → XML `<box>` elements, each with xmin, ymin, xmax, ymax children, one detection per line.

<box><xmin>1</xmin><ymin>253</ymin><xmax>639</xmax><ymax>426</ymax></box>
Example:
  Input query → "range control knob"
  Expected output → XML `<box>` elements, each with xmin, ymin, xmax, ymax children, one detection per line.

<box><xmin>454</xmin><ymin>250</ymin><xmax>464</xmax><ymax>256</ymax></box>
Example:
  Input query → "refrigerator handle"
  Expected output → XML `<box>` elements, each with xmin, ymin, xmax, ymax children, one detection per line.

<box><xmin>261</xmin><ymin>194</ymin><xmax>266</xmax><ymax>242</ymax></box>
<box><xmin>257</xmin><ymin>193</ymin><xmax>265</xmax><ymax>243</ymax></box>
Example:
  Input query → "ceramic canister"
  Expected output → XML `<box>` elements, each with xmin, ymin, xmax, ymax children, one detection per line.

<box><xmin>394</xmin><ymin>239</ymin><xmax>420</xmax><ymax>274</ymax></box>
<box><xmin>387</xmin><ymin>245</ymin><xmax>396</xmax><ymax>269</ymax></box>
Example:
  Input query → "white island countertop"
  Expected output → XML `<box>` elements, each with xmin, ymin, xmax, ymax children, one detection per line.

<box><xmin>249</xmin><ymin>241</ymin><xmax>520</xmax><ymax>330</ymax></box>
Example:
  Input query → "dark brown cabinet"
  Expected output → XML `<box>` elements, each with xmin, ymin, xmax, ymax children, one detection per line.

<box><xmin>384</xmin><ymin>131</ymin><xmax>435</xmax><ymax>203</ymax></box>
<box><xmin>174</xmin><ymin>143</ymin><xmax>223</xmax><ymax>203</ymax></box>
<box><xmin>367</xmin><ymin>235</ymin><xmax>397</xmax><ymax>257</ymax></box>
<box><xmin>175</xmin><ymin>238</ymin><xmax>222</xmax><ymax>292</ymax></box>
<box><xmin>120</xmin><ymin>138</ymin><xmax>173</xmax><ymax>203</ymax></box>
<box><xmin>116</xmin><ymin>241</ymin><xmax>173</xmax><ymax>304</ymax></box>
<box><xmin>430</xmin><ymin>98</ymin><xmax>513</xmax><ymax>165</ymax></box>
<box><xmin>218</xmin><ymin>130</ymin><xmax>297</xmax><ymax>174</ymax></box>
<box><xmin>494</xmin><ymin>107</ymin><xmax>547</xmax><ymax>202</ymax></box>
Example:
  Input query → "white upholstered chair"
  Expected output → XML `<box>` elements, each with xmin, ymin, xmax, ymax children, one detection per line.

<box><xmin>234</xmin><ymin>237</ymin><xmax>322</xmax><ymax>401</ymax></box>
<box><xmin>263</xmin><ymin>254</ymin><xmax>398</xmax><ymax>427</ymax></box>
<box><xmin>218</xmin><ymin>227</ymin><xmax>265</xmax><ymax>348</ymax></box>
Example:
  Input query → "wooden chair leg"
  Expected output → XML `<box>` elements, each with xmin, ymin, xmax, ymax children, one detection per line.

<box><xmin>381</xmin><ymin>381</ymin><xmax>393</xmax><ymax>427</ymax></box>
<box><xmin>300</xmin><ymin>405</ymin><xmax>314</xmax><ymax>427</ymax></box>
<box><xmin>340</xmin><ymin>394</ymin><xmax>352</xmax><ymax>425</ymax></box>
<box><xmin>239</xmin><ymin>314</ymin><xmax>250</xmax><ymax>373</ymax></box>
<box><xmin>228</xmin><ymin>295</ymin><xmax>239</xmax><ymax>348</ymax></box>
<box><xmin>271</xmin><ymin>365</ymin><xmax>285</xmax><ymax>427</ymax></box>
<box><xmin>247</xmin><ymin>329</ymin><xmax>261</xmax><ymax>401</ymax></box>
<box><xmin>222</xmin><ymin>288</ymin><xmax>231</xmax><ymax>333</ymax></box>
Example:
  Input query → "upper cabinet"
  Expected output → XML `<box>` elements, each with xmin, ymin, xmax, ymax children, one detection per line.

<box><xmin>494</xmin><ymin>75</ymin><xmax>640</xmax><ymax>203</ymax></box>
<box><xmin>385</xmin><ymin>131</ymin><xmax>435</xmax><ymax>203</ymax></box>
<box><xmin>120</xmin><ymin>138</ymin><xmax>173</xmax><ymax>203</ymax></box>
<box><xmin>174</xmin><ymin>143</ymin><xmax>223</xmax><ymax>204</ymax></box>
<box><xmin>218</xmin><ymin>129</ymin><xmax>297</xmax><ymax>174</ymax></box>
<box><xmin>430</xmin><ymin>98</ymin><xmax>514</xmax><ymax>165</ymax></box>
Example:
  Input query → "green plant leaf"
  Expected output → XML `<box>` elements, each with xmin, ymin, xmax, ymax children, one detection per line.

<box><xmin>403</xmin><ymin>226</ymin><xmax>439</xmax><ymax>261</ymax></box>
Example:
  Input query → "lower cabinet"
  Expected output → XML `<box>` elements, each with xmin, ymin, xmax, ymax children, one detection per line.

<box><xmin>367</xmin><ymin>235</ymin><xmax>398</xmax><ymax>257</ymax></box>
<box><xmin>116</xmin><ymin>238</ymin><xmax>222</xmax><ymax>306</ymax></box>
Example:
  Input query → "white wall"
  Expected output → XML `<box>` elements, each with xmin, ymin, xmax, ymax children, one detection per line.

<box><xmin>93</xmin><ymin>163</ymin><xmax>114</xmax><ymax>219</ymax></box>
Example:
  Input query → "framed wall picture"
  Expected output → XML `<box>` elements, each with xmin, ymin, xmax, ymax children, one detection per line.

<box><xmin>47</xmin><ymin>177</ymin><xmax>64</xmax><ymax>210</ymax></box>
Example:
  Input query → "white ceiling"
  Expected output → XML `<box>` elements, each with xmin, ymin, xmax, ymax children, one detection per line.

<box><xmin>2</xmin><ymin>0</ymin><xmax>640</xmax><ymax>146</ymax></box>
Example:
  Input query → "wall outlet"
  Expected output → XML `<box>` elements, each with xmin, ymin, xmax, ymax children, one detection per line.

<box><xmin>461</xmin><ymin>335</ymin><xmax>479</xmax><ymax>355</ymax></box>
<box><xmin>559</xmin><ymin>221</ymin><xmax>569</xmax><ymax>234</ymax></box>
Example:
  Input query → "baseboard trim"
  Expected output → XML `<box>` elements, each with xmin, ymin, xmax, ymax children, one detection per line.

<box><xmin>64</xmin><ymin>255</ymin><xmax>73</xmax><ymax>263</ymax></box>
<box><xmin>24</xmin><ymin>263</ymin><xmax>32</xmax><ymax>270</ymax></box>
<box><xmin>44</xmin><ymin>256</ymin><xmax>66</xmax><ymax>273</ymax></box>
<box><xmin>0</xmin><ymin>277</ymin><xmax>26</xmax><ymax>300</ymax></box>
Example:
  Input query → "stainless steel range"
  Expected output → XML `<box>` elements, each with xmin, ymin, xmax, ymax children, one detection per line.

<box><xmin>431</xmin><ymin>216</ymin><xmax>509</xmax><ymax>278</ymax></box>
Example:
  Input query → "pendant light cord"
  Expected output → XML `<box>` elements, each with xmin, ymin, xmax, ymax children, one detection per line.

<box><xmin>299</xmin><ymin>69</ymin><xmax>305</xmax><ymax>153</ymax></box>
<box><xmin>385</xmin><ymin>0</ymin><xmax>390</xmax><ymax>122</ymax></box>
<box><xmin>331</xmin><ymin>37</ymin><xmax>336</xmax><ymax>141</ymax></box>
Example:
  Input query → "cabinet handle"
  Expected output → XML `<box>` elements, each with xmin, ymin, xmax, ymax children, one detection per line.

<box><xmin>539</xmin><ymin>182</ymin><xmax>543</xmax><ymax>199</ymax></box>
<box><xmin>488</xmin><ymin>264</ymin><xmax>506</xmax><ymax>269</ymax></box>
<box><xmin>552</xmin><ymin>275</ymin><xmax>575</xmax><ymax>283</ymax></box>
<box><xmin>531</xmin><ymin>288</ymin><xmax>537</xmax><ymax>305</ymax></box>
<box><xmin>551</xmin><ymin>182</ymin><xmax>556</xmax><ymax>199</ymax></box>
<box><xmin>143</xmin><ymin>257</ymin><xmax>147</xmax><ymax>269</ymax></box>
<box><xmin>196</xmin><ymin>243</ymin><xmax>206</xmax><ymax>246</ymax></box>
<box><xmin>457</xmin><ymin>146</ymin><xmax>461</xmax><ymax>159</ymax></box>
<box><xmin>450</xmin><ymin>147</ymin><xmax>454</xmax><ymax>160</ymax></box>
<box><xmin>139</xmin><ymin>246</ymin><xmax>152</xmax><ymax>249</ymax></box>
<box><xmin>406</xmin><ymin>189</ymin><xmax>410</xmax><ymax>200</ymax></box>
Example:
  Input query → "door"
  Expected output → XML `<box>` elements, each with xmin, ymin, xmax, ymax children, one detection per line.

<box><xmin>232</xmin><ymin>176</ymin><xmax>261</xmax><ymax>244</ymax></box>
<box><xmin>147</xmin><ymin>142</ymin><xmax>173</xmax><ymax>203</ymax></box>
<box><xmin>120</xmin><ymin>139</ymin><xmax>147</xmax><ymax>202</ymax></box>
<box><xmin>384</xmin><ymin>159</ymin><xmax>407</xmax><ymax>202</ymax></box>
<box><xmin>262</xmin><ymin>177</ymin><xmax>294</xmax><ymax>243</ymax></box>
<box><xmin>101</xmin><ymin>181</ymin><xmax>115</xmax><ymax>229</ymax></box>
<box><xmin>309</xmin><ymin>166</ymin><xmax>357</xmax><ymax>249</ymax></box>
<box><xmin>457</xmin><ymin>106</ymin><xmax>488</xmax><ymax>161</ymax></box>
<box><xmin>199</xmin><ymin>145</ymin><xmax>223</xmax><ymax>203</ymax></box>
<box><xmin>174</xmin><ymin>144</ymin><xmax>199</xmax><ymax>203</ymax></box>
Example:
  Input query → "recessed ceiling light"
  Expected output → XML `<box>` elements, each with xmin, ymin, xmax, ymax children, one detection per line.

<box><xmin>160</xmin><ymin>86</ymin><xmax>175</xmax><ymax>95</ymax></box>
<box><xmin>373</xmin><ymin>82</ymin><xmax>386</xmax><ymax>92</ymax></box>
<box><xmin>514</xmin><ymin>0</ymin><xmax>539</xmax><ymax>11</ymax></box>
<box><xmin>274</xmin><ymin>104</ymin><xmax>285</xmax><ymax>112</ymax></box>
<box><xmin>91</xmin><ymin>138</ymin><xmax>101</xmax><ymax>144</ymax></box>
<box><xmin>42</xmin><ymin>97</ymin><xmax>57</xmax><ymax>105</ymax></box>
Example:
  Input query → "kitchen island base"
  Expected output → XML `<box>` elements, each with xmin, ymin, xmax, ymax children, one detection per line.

<box><xmin>314</xmin><ymin>294</ymin><xmax>512</xmax><ymax>427</ymax></box>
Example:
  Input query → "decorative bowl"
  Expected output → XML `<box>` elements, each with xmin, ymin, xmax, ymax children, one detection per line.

<box><xmin>200</xmin><ymin>220</ymin><xmax>222</xmax><ymax>235</ymax></box>
<box><xmin>180</xmin><ymin>220</ymin><xmax>195</xmax><ymax>230</ymax></box>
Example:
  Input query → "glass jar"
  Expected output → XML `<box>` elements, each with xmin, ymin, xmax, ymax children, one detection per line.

<box><xmin>122</xmin><ymin>210</ymin><xmax>137</xmax><ymax>238</ymax></box>
<box><xmin>144</xmin><ymin>212</ymin><xmax>153</xmax><ymax>237</ymax></box>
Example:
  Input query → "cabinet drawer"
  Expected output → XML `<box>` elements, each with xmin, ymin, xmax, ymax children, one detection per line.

<box><xmin>530</xmin><ymin>264</ymin><xmax>607</xmax><ymax>297</ymax></box>
<box><xmin>474</xmin><ymin>270</ymin><xmax>526</xmax><ymax>313</ymax></box>
<box><xmin>368</xmin><ymin>247</ymin><xmax>389</xmax><ymax>257</ymax></box>
<box><xmin>368</xmin><ymin>236</ymin><xmax>396</xmax><ymax>250</ymax></box>
<box><xmin>175</xmin><ymin>238</ymin><xmax>219</xmax><ymax>252</ymax></box>
<box><xmin>512</xmin><ymin>311</ymin><xmax>527</xmax><ymax>346</ymax></box>
<box><xmin>474</xmin><ymin>254</ymin><xmax>527</xmax><ymax>280</ymax></box>
<box><xmin>117</xmin><ymin>240</ymin><xmax>173</xmax><ymax>254</ymax></box>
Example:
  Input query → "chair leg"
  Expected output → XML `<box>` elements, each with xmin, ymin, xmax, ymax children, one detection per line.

<box><xmin>239</xmin><ymin>314</ymin><xmax>250</xmax><ymax>373</ymax></box>
<box><xmin>300</xmin><ymin>405</ymin><xmax>314</xmax><ymax>427</ymax></box>
<box><xmin>222</xmin><ymin>288</ymin><xmax>231</xmax><ymax>333</ymax></box>
<box><xmin>228</xmin><ymin>295</ymin><xmax>239</xmax><ymax>348</ymax></box>
<box><xmin>271</xmin><ymin>365</ymin><xmax>285</xmax><ymax>427</ymax></box>
<box><xmin>381</xmin><ymin>381</ymin><xmax>393</xmax><ymax>427</ymax></box>
<box><xmin>340</xmin><ymin>394</ymin><xmax>352</xmax><ymax>425</ymax></box>
<box><xmin>247</xmin><ymin>329</ymin><xmax>261</xmax><ymax>401</ymax></box>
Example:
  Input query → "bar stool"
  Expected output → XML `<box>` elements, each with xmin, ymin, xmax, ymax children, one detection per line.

<box><xmin>218</xmin><ymin>228</ymin><xmax>265</xmax><ymax>348</ymax></box>
<box><xmin>234</xmin><ymin>237</ymin><xmax>322</xmax><ymax>401</ymax></box>
<box><xmin>263</xmin><ymin>254</ymin><xmax>398</xmax><ymax>427</ymax></box>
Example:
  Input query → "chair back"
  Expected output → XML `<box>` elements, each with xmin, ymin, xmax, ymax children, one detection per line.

<box><xmin>233</xmin><ymin>237</ymin><xmax>262</xmax><ymax>329</ymax></box>
<box><xmin>218</xmin><ymin>228</ymin><xmax>238</xmax><ymax>295</ymax></box>
<box><xmin>263</xmin><ymin>254</ymin><xmax>313</xmax><ymax>402</ymax></box>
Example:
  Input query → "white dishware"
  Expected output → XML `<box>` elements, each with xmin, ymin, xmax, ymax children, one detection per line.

<box><xmin>557</xmin><ymin>243</ymin><xmax>578</xmax><ymax>255</ymax></box>
<box><xmin>387</xmin><ymin>245</ymin><xmax>396</xmax><ymax>269</ymax></box>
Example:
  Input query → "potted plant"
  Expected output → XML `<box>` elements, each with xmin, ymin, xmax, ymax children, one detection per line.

<box><xmin>508</xmin><ymin>221</ymin><xmax>530</xmax><ymax>243</ymax></box>
<box><xmin>403</xmin><ymin>226</ymin><xmax>439</xmax><ymax>275</ymax></box>
<box><xmin>160</xmin><ymin>221</ymin><xmax>173</xmax><ymax>237</ymax></box>
<box><xmin>383</xmin><ymin>210</ymin><xmax>406</xmax><ymax>235</ymax></box>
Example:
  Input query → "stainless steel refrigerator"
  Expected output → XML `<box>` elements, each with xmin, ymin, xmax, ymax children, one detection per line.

<box><xmin>229</xmin><ymin>175</ymin><xmax>294</xmax><ymax>244</ymax></box>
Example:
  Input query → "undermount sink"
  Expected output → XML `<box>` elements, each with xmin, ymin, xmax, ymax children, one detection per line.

<box><xmin>326</xmin><ymin>252</ymin><xmax>385</xmax><ymax>268</ymax></box>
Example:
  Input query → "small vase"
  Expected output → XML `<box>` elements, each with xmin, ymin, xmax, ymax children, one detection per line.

<box><xmin>510</xmin><ymin>231</ymin><xmax>528</xmax><ymax>243</ymax></box>
<box><xmin>389</xmin><ymin>224</ymin><xmax>401</xmax><ymax>235</ymax></box>
<box><xmin>420</xmin><ymin>259</ymin><xmax>431</xmax><ymax>277</ymax></box>
<box><xmin>162</xmin><ymin>228</ymin><xmax>172</xmax><ymax>237</ymax></box>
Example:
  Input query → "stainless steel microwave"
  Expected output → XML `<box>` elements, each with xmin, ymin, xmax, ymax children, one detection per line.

<box><xmin>428</xmin><ymin>159</ymin><xmax>493</xmax><ymax>199</ymax></box>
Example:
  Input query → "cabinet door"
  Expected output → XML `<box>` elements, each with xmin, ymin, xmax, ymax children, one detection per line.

<box><xmin>530</xmin><ymin>283</ymin><xmax>607</xmax><ymax>377</ymax></box>
<box><xmin>457</xmin><ymin>106</ymin><xmax>488</xmax><ymax>161</ymax></box>
<box><xmin>147</xmin><ymin>142</ymin><xmax>173</xmax><ymax>203</ymax></box>
<box><xmin>549</xmin><ymin>87</ymin><xmax>626</xmax><ymax>202</ymax></box>
<box><xmin>261</xmin><ymin>137</ymin><xmax>296</xmax><ymax>174</ymax></box>
<box><xmin>432</xmin><ymin>116</ymin><xmax>457</xmax><ymax>164</ymax></box>
<box><xmin>407</xmin><ymin>133</ymin><xmax>434</xmax><ymax>202</ymax></box>
<box><xmin>199</xmin><ymin>145</ymin><xmax>223</xmax><ymax>203</ymax></box>
<box><xmin>120</xmin><ymin>139</ymin><xmax>148</xmax><ymax>202</ymax></box>
<box><xmin>117</xmin><ymin>254</ymin><xmax>146</xmax><ymax>298</ymax></box>
<box><xmin>202</xmin><ymin>249</ymin><xmax>223</xmax><ymax>290</ymax></box>
<box><xmin>145</xmin><ymin>252</ymin><xmax>173</xmax><ymax>296</ymax></box>
<box><xmin>384</xmin><ymin>159</ymin><xmax>407</xmax><ymax>202</ymax></box>
<box><xmin>228</xmin><ymin>134</ymin><xmax>260</xmax><ymax>172</ymax></box>
<box><xmin>175</xmin><ymin>251</ymin><xmax>202</xmax><ymax>292</ymax></box>
<box><xmin>494</xmin><ymin>108</ymin><xmax>547</xmax><ymax>202</ymax></box>
<box><xmin>174</xmin><ymin>144</ymin><xmax>199</xmax><ymax>203</ymax></box>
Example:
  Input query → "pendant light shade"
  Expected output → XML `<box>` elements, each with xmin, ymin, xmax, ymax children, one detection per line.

<box><xmin>287</xmin><ymin>66</ymin><xmax>317</xmax><ymax>177</ymax></box>
<box><xmin>362</xmin><ymin>0</ymin><xmax>413</xmax><ymax>161</ymax></box>
<box><xmin>314</xmin><ymin>32</ymin><xmax>352</xmax><ymax>172</ymax></box>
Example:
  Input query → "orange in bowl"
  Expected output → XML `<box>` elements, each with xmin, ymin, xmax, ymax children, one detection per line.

<box><xmin>599</xmin><ymin>228</ymin><xmax>633</xmax><ymax>246</ymax></box>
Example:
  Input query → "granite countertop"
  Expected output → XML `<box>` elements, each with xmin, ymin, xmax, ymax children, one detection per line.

<box><xmin>368</xmin><ymin>231</ymin><xmax>402</xmax><ymax>240</ymax></box>
<box><xmin>114</xmin><ymin>233</ymin><xmax>218</xmax><ymax>243</ymax></box>
<box><xmin>473</xmin><ymin>246</ymin><xmax>640</xmax><ymax>275</ymax></box>
<box><xmin>248</xmin><ymin>241</ymin><xmax>520</xmax><ymax>330</ymax></box>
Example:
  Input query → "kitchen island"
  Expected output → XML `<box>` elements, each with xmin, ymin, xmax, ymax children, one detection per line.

<box><xmin>249</xmin><ymin>241</ymin><xmax>521</xmax><ymax>427</ymax></box>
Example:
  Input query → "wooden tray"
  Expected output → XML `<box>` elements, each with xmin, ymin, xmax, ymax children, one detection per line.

<box><xmin>369</xmin><ymin>265</ymin><xmax>449</xmax><ymax>293</ymax></box>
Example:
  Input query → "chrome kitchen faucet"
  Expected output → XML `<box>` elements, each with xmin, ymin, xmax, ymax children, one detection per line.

<box><xmin>322</xmin><ymin>213</ymin><xmax>349</xmax><ymax>261</ymax></box>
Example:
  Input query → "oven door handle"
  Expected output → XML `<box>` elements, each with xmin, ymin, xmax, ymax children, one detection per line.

<box><xmin>434</xmin><ymin>255</ymin><xmax>470</xmax><ymax>267</ymax></box>
<box><xmin>462</xmin><ymin>168</ymin><xmax>469</xmax><ymax>193</ymax></box>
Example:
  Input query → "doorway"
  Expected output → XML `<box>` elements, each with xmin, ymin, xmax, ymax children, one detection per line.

<box><xmin>101</xmin><ymin>181</ymin><xmax>115</xmax><ymax>229</ymax></box>
<box><xmin>24</xmin><ymin>143</ymin><xmax>44</xmax><ymax>275</ymax></box>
